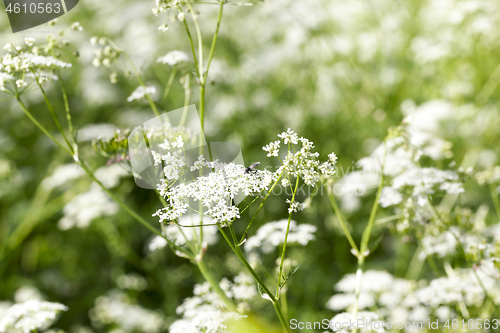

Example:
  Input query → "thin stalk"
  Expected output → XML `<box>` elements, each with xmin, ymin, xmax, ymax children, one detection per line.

<box><xmin>240</xmin><ymin>171</ymin><xmax>283</xmax><ymax>243</ymax></box>
<box><xmin>489</xmin><ymin>183</ymin><xmax>500</xmax><ymax>219</ymax></box>
<box><xmin>203</xmin><ymin>1</ymin><xmax>224</xmax><ymax>83</ymax></box>
<box><xmin>404</xmin><ymin>243</ymin><xmax>424</xmax><ymax>280</ymax></box>
<box><xmin>352</xmin><ymin>141</ymin><xmax>386</xmax><ymax>332</ymax></box>
<box><xmin>196</xmin><ymin>259</ymin><xmax>238</xmax><ymax>312</ymax></box>
<box><xmin>16</xmin><ymin>98</ymin><xmax>72</xmax><ymax>155</ymax></box>
<box><xmin>162</xmin><ymin>66</ymin><xmax>177</xmax><ymax>108</ymax></box>
<box><xmin>276</xmin><ymin>176</ymin><xmax>300</xmax><ymax>298</ymax></box>
<box><xmin>55</xmin><ymin>69</ymin><xmax>75</xmax><ymax>142</ymax></box>
<box><xmin>227</xmin><ymin>225</ymin><xmax>291</xmax><ymax>333</ymax></box>
<box><xmin>34</xmin><ymin>78</ymin><xmax>73</xmax><ymax>150</ymax></box>
<box><xmin>180</xmin><ymin>74</ymin><xmax>190</xmax><ymax>127</ymax></box>
<box><xmin>179</xmin><ymin>5</ymin><xmax>199</xmax><ymax>77</ymax></box>
<box><xmin>327</xmin><ymin>190</ymin><xmax>359</xmax><ymax>254</ymax></box>
<box><xmin>186</xmin><ymin>2</ymin><xmax>203</xmax><ymax>79</ymax></box>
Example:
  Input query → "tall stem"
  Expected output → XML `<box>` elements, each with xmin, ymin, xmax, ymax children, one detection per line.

<box><xmin>16</xmin><ymin>98</ymin><xmax>72</xmax><ymax>155</ymax></box>
<box><xmin>226</xmin><ymin>225</ymin><xmax>291</xmax><ymax>333</ymax></box>
<box><xmin>352</xmin><ymin>141</ymin><xmax>386</xmax><ymax>332</ymax></box>
<box><xmin>276</xmin><ymin>176</ymin><xmax>299</xmax><ymax>297</ymax></box>
<box><xmin>240</xmin><ymin>171</ymin><xmax>283</xmax><ymax>243</ymax></box>
<box><xmin>162</xmin><ymin>66</ymin><xmax>177</xmax><ymax>108</ymax></box>
<box><xmin>489</xmin><ymin>183</ymin><xmax>500</xmax><ymax>219</ymax></box>
<box><xmin>327</xmin><ymin>189</ymin><xmax>359</xmax><ymax>254</ymax></box>
<box><xmin>196</xmin><ymin>259</ymin><xmax>238</xmax><ymax>312</ymax></box>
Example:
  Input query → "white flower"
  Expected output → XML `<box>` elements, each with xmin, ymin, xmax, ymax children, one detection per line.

<box><xmin>379</xmin><ymin>186</ymin><xmax>403</xmax><ymax>207</ymax></box>
<box><xmin>277</xmin><ymin>128</ymin><xmax>299</xmax><ymax>145</ymax></box>
<box><xmin>70</xmin><ymin>22</ymin><xmax>83</xmax><ymax>31</ymax></box>
<box><xmin>58</xmin><ymin>185</ymin><xmax>119</xmax><ymax>230</ymax></box>
<box><xmin>116</xmin><ymin>273</ymin><xmax>148</xmax><ymax>291</ymax></box>
<box><xmin>148</xmin><ymin>235</ymin><xmax>168</xmax><ymax>252</ymax></box>
<box><xmin>94</xmin><ymin>164</ymin><xmax>130</xmax><ymax>188</ymax></box>
<box><xmin>24</xmin><ymin>38</ymin><xmax>35</xmax><ymax>47</ymax></box>
<box><xmin>262</xmin><ymin>140</ymin><xmax>280</xmax><ymax>157</ymax></box>
<box><xmin>265</xmin><ymin>130</ymin><xmax>337</xmax><ymax>187</ymax></box>
<box><xmin>154</xmin><ymin>163</ymin><xmax>273</xmax><ymax>226</ymax></box>
<box><xmin>0</xmin><ymin>73</ymin><xmax>15</xmax><ymax>91</ymax></box>
<box><xmin>286</xmin><ymin>199</ymin><xmax>304</xmax><ymax>213</ymax></box>
<box><xmin>42</xmin><ymin>164</ymin><xmax>85</xmax><ymax>190</ymax></box>
<box><xmin>127</xmin><ymin>85</ymin><xmax>157</xmax><ymax>102</ymax></box>
<box><xmin>0</xmin><ymin>300</ymin><xmax>68</xmax><ymax>333</ymax></box>
<box><xmin>170</xmin><ymin>275</ymin><xmax>254</xmax><ymax>333</ymax></box>
<box><xmin>158</xmin><ymin>24</ymin><xmax>169</xmax><ymax>32</ymax></box>
<box><xmin>244</xmin><ymin>219</ymin><xmax>317</xmax><ymax>253</ymax></box>
<box><xmin>15</xmin><ymin>79</ymin><xmax>27</xmax><ymax>88</ymax></box>
<box><xmin>156</xmin><ymin>51</ymin><xmax>189</xmax><ymax>66</ymax></box>
<box><xmin>89</xmin><ymin>291</ymin><xmax>165</xmax><ymax>333</ymax></box>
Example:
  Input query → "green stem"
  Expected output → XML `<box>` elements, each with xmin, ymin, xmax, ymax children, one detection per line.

<box><xmin>489</xmin><ymin>183</ymin><xmax>500</xmax><ymax>219</ymax></box>
<box><xmin>226</xmin><ymin>225</ymin><xmax>291</xmax><ymax>333</ymax></box>
<box><xmin>327</xmin><ymin>189</ymin><xmax>359</xmax><ymax>254</ymax></box>
<box><xmin>179</xmin><ymin>5</ymin><xmax>199</xmax><ymax>77</ymax></box>
<box><xmin>162</xmin><ymin>66</ymin><xmax>177</xmax><ymax>108</ymax></box>
<box><xmin>203</xmin><ymin>0</ymin><xmax>224</xmax><ymax>84</ymax></box>
<box><xmin>186</xmin><ymin>2</ymin><xmax>203</xmax><ymax>79</ymax></box>
<box><xmin>16</xmin><ymin>98</ymin><xmax>72</xmax><ymax>155</ymax></box>
<box><xmin>35</xmin><ymin>78</ymin><xmax>74</xmax><ymax>150</ymax></box>
<box><xmin>276</xmin><ymin>176</ymin><xmax>299</xmax><ymax>298</ymax></box>
<box><xmin>240</xmin><ymin>171</ymin><xmax>283</xmax><ymax>243</ymax></box>
<box><xmin>55</xmin><ymin>69</ymin><xmax>75</xmax><ymax>142</ymax></box>
<box><xmin>196</xmin><ymin>259</ymin><xmax>238</xmax><ymax>312</ymax></box>
<box><xmin>352</xmin><ymin>140</ymin><xmax>386</xmax><ymax>332</ymax></box>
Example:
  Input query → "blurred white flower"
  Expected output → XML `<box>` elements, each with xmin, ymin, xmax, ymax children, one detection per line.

<box><xmin>156</xmin><ymin>51</ymin><xmax>189</xmax><ymax>66</ymax></box>
<box><xmin>0</xmin><ymin>300</ymin><xmax>67</xmax><ymax>333</ymax></box>
<box><xmin>58</xmin><ymin>185</ymin><xmax>119</xmax><ymax>230</ymax></box>
<box><xmin>127</xmin><ymin>85</ymin><xmax>157</xmax><ymax>102</ymax></box>
<box><xmin>89</xmin><ymin>291</ymin><xmax>165</xmax><ymax>333</ymax></box>
<box><xmin>244</xmin><ymin>219</ymin><xmax>317</xmax><ymax>253</ymax></box>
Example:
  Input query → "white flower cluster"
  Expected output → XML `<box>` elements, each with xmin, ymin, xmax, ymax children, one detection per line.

<box><xmin>170</xmin><ymin>273</ymin><xmax>255</xmax><ymax>333</ymax></box>
<box><xmin>89</xmin><ymin>290</ymin><xmax>165</xmax><ymax>333</ymax></box>
<box><xmin>1</xmin><ymin>41</ymin><xmax>72</xmax><ymax>90</ymax></box>
<box><xmin>379</xmin><ymin>167</ymin><xmax>464</xmax><ymax>209</ymax></box>
<box><xmin>58</xmin><ymin>185</ymin><xmax>119</xmax><ymax>230</ymax></box>
<box><xmin>90</xmin><ymin>37</ymin><xmax>120</xmax><ymax>70</ymax></box>
<box><xmin>154</xmin><ymin>162</ymin><xmax>273</xmax><ymax>226</ymax></box>
<box><xmin>244</xmin><ymin>219</ymin><xmax>317</xmax><ymax>253</ymax></box>
<box><xmin>336</xmin><ymin>101</ymin><xmax>456</xmax><ymax>214</ymax></box>
<box><xmin>156</xmin><ymin>51</ymin><xmax>189</xmax><ymax>66</ymax></box>
<box><xmin>264</xmin><ymin>128</ymin><xmax>337</xmax><ymax>187</ymax></box>
<box><xmin>327</xmin><ymin>270</ymin><xmax>415</xmax><ymax>314</ymax></box>
<box><xmin>116</xmin><ymin>273</ymin><xmax>148</xmax><ymax>291</ymax></box>
<box><xmin>0</xmin><ymin>300</ymin><xmax>68</xmax><ymax>333</ymax></box>
<box><xmin>41</xmin><ymin>164</ymin><xmax>85</xmax><ymax>190</ymax></box>
<box><xmin>327</xmin><ymin>268</ymin><xmax>500</xmax><ymax>326</ymax></box>
<box><xmin>151</xmin><ymin>136</ymin><xmax>186</xmax><ymax>181</ymax></box>
<box><xmin>127</xmin><ymin>85</ymin><xmax>157</xmax><ymax>102</ymax></box>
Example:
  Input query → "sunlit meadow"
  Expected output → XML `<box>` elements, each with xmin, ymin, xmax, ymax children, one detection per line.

<box><xmin>1</xmin><ymin>0</ymin><xmax>500</xmax><ymax>332</ymax></box>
